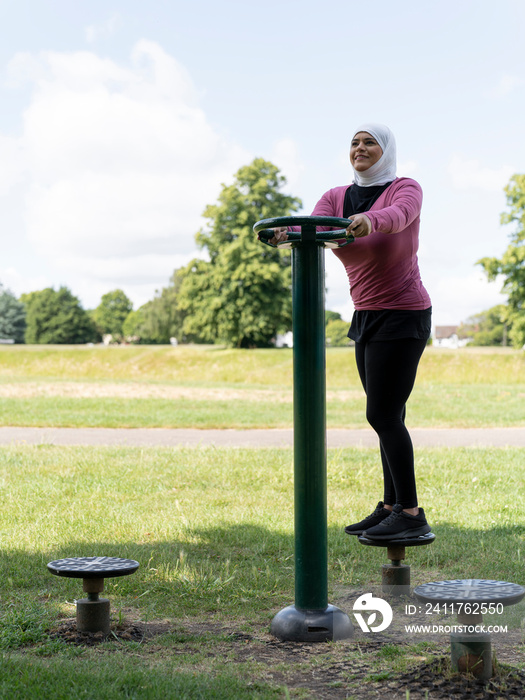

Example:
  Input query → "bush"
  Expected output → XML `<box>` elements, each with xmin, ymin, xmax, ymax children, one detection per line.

<box><xmin>326</xmin><ymin>319</ymin><xmax>351</xmax><ymax>347</ymax></box>
<box><xmin>21</xmin><ymin>287</ymin><xmax>99</xmax><ymax>344</ymax></box>
<box><xmin>0</xmin><ymin>285</ymin><xmax>26</xmax><ymax>343</ymax></box>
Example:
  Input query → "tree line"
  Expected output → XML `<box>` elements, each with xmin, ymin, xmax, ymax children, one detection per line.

<box><xmin>1</xmin><ymin>161</ymin><xmax>525</xmax><ymax>348</ymax></box>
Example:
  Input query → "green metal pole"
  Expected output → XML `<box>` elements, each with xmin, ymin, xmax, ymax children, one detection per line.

<box><xmin>254</xmin><ymin>214</ymin><xmax>353</xmax><ymax>642</ymax></box>
<box><xmin>292</xmin><ymin>225</ymin><xmax>327</xmax><ymax>611</ymax></box>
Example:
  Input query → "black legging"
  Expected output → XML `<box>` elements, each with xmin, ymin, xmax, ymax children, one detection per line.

<box><xmin>354</xmin><ymin>337</ymin><xmax>428</xmax><ymax>509</ymax></box>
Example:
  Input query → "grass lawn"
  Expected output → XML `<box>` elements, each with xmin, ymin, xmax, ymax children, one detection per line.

<box><xmin>0</xmin><ymin>345</ymin><xmax>524</xmax><ymax>697</ymax></box>
<box><xmin>0</xmin><ymin>444</ymin><xmax>524</xmax><ymax>698</ymax></box>
<box><xmin>0</xmin><ymin>344</ymin><xmax>524</xmax><ymax>428</ymax></box>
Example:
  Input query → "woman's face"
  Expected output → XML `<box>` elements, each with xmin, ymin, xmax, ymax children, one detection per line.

<box><xmin>350</xmin><ymin>132</ymin><xmax>383</xmax><ymax>172</ymax></box>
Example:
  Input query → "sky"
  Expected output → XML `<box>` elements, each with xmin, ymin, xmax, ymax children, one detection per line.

<box><xmin>1</xmin><ymin>0</ymin><xmax>524</xmax><ymax>328</ymax></box>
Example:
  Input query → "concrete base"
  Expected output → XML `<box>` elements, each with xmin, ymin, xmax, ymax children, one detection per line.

<box><xmin>76</xmin><ymin>597</ymin><xmax>111</xmax><ymax>635</ymax></box>
<box><xmin>271</xmin><ymin>604</ymin><xmax>353</xmax><ymax>642</ymax></box>
<box><xmin>382</xmin><ymin>563</ymin><xmax>411</xmax><ymax>596</ymax></box>
<box><xmin>451</xmin><ymin>632</ymin><xmax>492</xmax><ymax>680</ymax></box>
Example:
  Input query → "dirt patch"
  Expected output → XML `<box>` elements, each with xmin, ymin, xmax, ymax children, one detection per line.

<box><xmin>394</xmin><ymin>657</ymin><xmax>525</xmax><ymax>700</ymax></box>
<box><xmin>0</xmin><ymin>382</ymin><xmax>288</xmax><ymax>402</ymax></box>
<box><xmin>0</xmin><ymin>381</ymin><xmax>362</xmax><ymax>403</ymax></box>
<box><xmin>47</xmin><ymin>616</ymin><xmax>525</xmax><ymax>699</ymax></box>
<box><xmin>49</xmin><ymin>618</ymin><xmax>169</xmax><ymax>647</ymax></box>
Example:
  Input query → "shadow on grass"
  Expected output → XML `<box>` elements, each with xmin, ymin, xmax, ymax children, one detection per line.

<box><xmin>1</xmin><ymin>522</ymin><xmax>524</xmax><ymax>617</ymax></box>
<box><xmin>1</xmin><ymin>523</ymin><xmax>524</xmax><ymax>698</ymax></box>
<box><xmin>0</xmin><ymin>524</ymin><xmax>296</xmax><ymax>621</ymax></box>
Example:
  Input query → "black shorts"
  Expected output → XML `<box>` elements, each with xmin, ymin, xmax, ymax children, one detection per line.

<box><xmin>348</xmin><ymin>307</ymin><xmax>432</xmax><ymax>343</ymax></box>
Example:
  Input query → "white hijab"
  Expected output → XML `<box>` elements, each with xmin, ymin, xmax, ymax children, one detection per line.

<box><xmin>352</xmin><ymin>123</ymin><xmax>397</xmax><ymax>187</ymax></box>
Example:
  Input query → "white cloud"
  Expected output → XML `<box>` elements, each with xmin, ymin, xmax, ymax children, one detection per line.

<box><xmin>449</xmin><ymin>155</ymin><xmax>514</xmax><ymax>192</ymax></box>
<box><xmin>269</xmin><ymin>138</ymin><xmax>305</xmax><ymax>191</ymax></box>
<box><xmin>85</xmin><ymin>14</ymin><xmax>120</xmax><ymax>44</ymax></box>
<box><xmin>0</xmin><ymin>134</ymin><xmax>25</xmax><ymax>195</ymax></box>
<box><xmin>0</xmin><ymin>266</ymin><xmax>51</xmax><ymax>298</ymax></box>
<box><xmin>398</xmin><ymin>160</ymin><xmax>418</xmax><ymax>178</ymax></box>
<box><xmin>325</xmin><ymin>253</ymin><xmax>354</xmax><ymax>322</ymax></box>
<box><xmin>486</xmin><ymin>74</ymin><xmax>523</xmax><ymax>99</ymax></box>
<box><xmin>431</xmin><ymin>272</ymin><xmax>507</xmax><ymax>325</ymax></box>
<box><xmin>2</xmin><ymin>41</ymin><xmax>250</xmax><ymax>304</ymax></box>
<box><xmin>326</xmin><ymin>260</ymin><xmax>508</xmax><ymax>328</ymax></box>
<box><xmin>54</xmin><ymin>251</ymin><xmax>198</xmax><ymax>284</ymax></box>
<box><xmin>51</xmin><ymin>252</ymin><xmax>203</xmax><ymax>310</ymax></box>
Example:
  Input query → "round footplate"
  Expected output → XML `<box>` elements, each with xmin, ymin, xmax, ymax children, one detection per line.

<box><xmin>47</xmin><ymin>556</ymin><xmax>140</xmax><ymax>579</ymax></box>
<box><xmin>358</xmin><ymin>533</ymin><xmax>435</xmax><ymax>596</ymax></box>
<box><xmin>413</xmin><ymin>579</ymin><xmax>525</xmax><ymax>681</ymax></box>
<box><xmin>413</xmin><ymin>579</ymin><xmax>525</xmax><ymax>606</ymax></box>
<box><xmin>358</xmin><ymin>532</ymin><xmax>436</xmax><ymax>548</ymax></box>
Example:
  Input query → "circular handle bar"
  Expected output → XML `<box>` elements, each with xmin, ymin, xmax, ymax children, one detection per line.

<box><xmin>254</xmin><ymin>216</ymin><xmax>354</xmax><ymax>249</ymax></box>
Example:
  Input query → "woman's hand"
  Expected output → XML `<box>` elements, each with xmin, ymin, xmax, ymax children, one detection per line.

<box><xmin>268</xmin><ymin>227</ymin><xmax>288</xmax><ymax>245</ymax></box>
<box><xmin>346</xmin><ymin>214</ymin><xmax>372</xmax><ymax>238</ymax></box>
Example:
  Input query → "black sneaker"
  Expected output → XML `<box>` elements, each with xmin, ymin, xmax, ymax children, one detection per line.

<box><xmin>344</xmin><ymin>501</ymin><xmax>391</xmax><ymax>536</ymax></box>
<box><xmin>362</xmin><ymin>504</ymin><xmax>431</xmax><ymax>540</ymax></box>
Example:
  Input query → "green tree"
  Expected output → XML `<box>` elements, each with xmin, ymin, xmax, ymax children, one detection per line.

<box><xmin>457</xmin><ymin>305</ymin><xmax>509</xmax><ymax>346</ymax></box>
<box><xmin>478</xmin><ymin>174</ymin><xmax>525</xmax><ymax>347</ymax></box>
<box><xmin>93</xmin><ymin>289</ymin><xmax>133</xmax><ymax>341</ymax></box>
<box><xmin>326</xmin><ymin>319</ymin><xmax>352</xmax><ymax>347</ymax></box>
<box><xmin>122</xmin><ymin>270</ymin><xmax>198</xmax><ymax>344</ymax></box>
<box><xmin>0</xmin><ymin>285</ymin><xmax>26</xmax><ymax>343</ymax></box>
<box><xmin>325</xmin><ymin>310</ymin><xmax>342</xmax><ymax>326</ymax></box>
<box><xmin>177</xmin><ymin>158</ymin><xmax>302</xmax><ymax>348</ymax></box>
<box><xmin>22</xmin><ymin>287</ymin><xmax>99</xmax><ymax>344</ymax></box>
<box><xmin>122</xmin><ymin>307</ymin><xmax>147</xmax><ymax>342</ymax></box>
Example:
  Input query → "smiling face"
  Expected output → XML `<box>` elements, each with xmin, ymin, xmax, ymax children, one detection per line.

<box><xmin>350</xmin><ymin>132</ymin><xmax>383</xmax><ymax>172</ymax></box>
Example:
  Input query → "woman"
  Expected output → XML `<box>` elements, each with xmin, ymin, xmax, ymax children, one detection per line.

<box><xmin>271</xmin><ymin>123</ymin><xmax>431</xmax><ymax>540</ymax></box>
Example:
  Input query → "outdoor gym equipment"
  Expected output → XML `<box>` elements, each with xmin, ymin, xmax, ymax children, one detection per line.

<box><xmin>414</xmin><ymin>579</ymin><xmax>525</xmax><ymax>679</ymax></box>
<box><xmin>358</xmin><ymin>532</ymin><xmax>435</xmax><ymax>596</ymax></box>
<box><xmin>254</xmin><ymin>215</ymin><xmax>354</xmax><ymax>642</ymax></box>
<box><xmin>48</xmin><ymin>556</ymin><xmax>140</xmax><ymax>634</ymax></box>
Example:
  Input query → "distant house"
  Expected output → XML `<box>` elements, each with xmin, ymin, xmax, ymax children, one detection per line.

<box><xmin>275</xmin><ymin>332</ymin><xmax>293</xmax><ymax>348</ymax></box>
<box><xmin>433</xmin><ymin>325</ymin><xmax>469</xmax><ymax>348</ymax></box>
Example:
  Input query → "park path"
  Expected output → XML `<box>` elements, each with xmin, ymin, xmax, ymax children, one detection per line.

<box><xmin>0</xmin><ymin>426</ymin><xmax>524</xmax><ymax>448</ymax></box>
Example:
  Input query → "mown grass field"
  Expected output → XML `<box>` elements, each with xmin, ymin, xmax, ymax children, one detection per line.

<box><xmin>0</xmin><ymin>344</ymin><xmax>524</xmax><ymax>428</ymax></box>
<box><xmin>0</xmin><ymin>345</ymin><xmax>524</xmax><ymax>698</ymax></box>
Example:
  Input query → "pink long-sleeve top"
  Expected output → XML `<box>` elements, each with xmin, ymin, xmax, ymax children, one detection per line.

<box><xmin>310</xmin><ymin>177</ymin><xmax>431</xmax><ymax>310</ymax></box>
